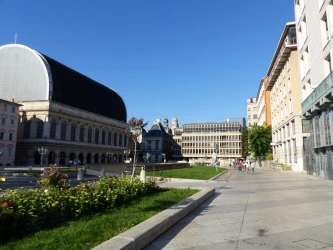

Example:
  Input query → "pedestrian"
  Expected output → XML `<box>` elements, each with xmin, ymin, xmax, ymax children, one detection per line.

<box><xmin>243</xmin><ymin>161</ymin><xmax>247</xmax><ymax>170</ymax></box>
<box><xmin>251</xmin><ymin>161</ymin><xmax>255</xmax><ymax>175</ymax></box>
<box><xmin>238</xmin><ymin>160</ymin><xmax>243</xmax><ymax>171</ymax></box>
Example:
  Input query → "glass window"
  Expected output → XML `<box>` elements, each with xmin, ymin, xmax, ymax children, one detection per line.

<box><xmin>79</xmin><ymin>126</ymin><xmax>85</xmax><ymax>142</ymax></box>
<box><xmin>9</xmin><ymin>133</ymin><xmax>13</xmax><ymax>141</ymax></box>
<box><xmin>1</xmin><ymin>117</ymin><xmax>5</xmax><ymax>126</ymax></box>
<box><xmin>95</xmin><ymin>129</ymin><xmax>99</xmax><ymax>144</ymax></box>
<box><xmin>36</xmin><ymin>121</ymin><xmax>44</xmax><ymax>139</ymax></box>
<box><xmin>8</xmin><ymin>147</ymin><xmax>12</xmax><ymax>156</ymax></box>
<box><xmin>10</xmin><ymin>119</ymin><xmax>14</xmax><ymax>126</ymax></box>
<box><xmin>12</xmin><ymin>106</ymin><xmax>15</xmax><ymax>113</ymax></box>
<box><xmin>23</xmin><ymin>122</ymin><xmax>31</xmax><ymax>138</ymax></box>
<box><xmin>50</xmin><ymin>120</ymin><xmax>57</xmax><ymax>139</ymax></box>
<box><xmin>3</xmin><ymin>104</ymin><xmax>7</xmax><ymax>111</ymax></box>
<box><xmin>88</xmin><ymin>127</ymin><xmax>92</xmax><ymax>143</ymax></box>
<box><xmin>70</xmin><ymin>124</ymin><xmax>76</xmax><ymax>141</ymax></box>
<box><xmin>61</xmin><ymin>122</ymin><xmax>67</xmax><ymax>140</ymax></box>
<box><xmin>0</xmin><ymin>131</ymin><xmax>4</xmax><ymax>140</ymax></box>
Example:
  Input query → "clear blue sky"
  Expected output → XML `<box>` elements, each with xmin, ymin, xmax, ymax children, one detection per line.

<box><xmin>0</xmin><ymin>0</ymin><xmax>295</xmax><ymax>128</ymax></box>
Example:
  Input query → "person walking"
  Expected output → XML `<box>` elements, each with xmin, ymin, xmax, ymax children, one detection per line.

<box><xmin>238</xmin><ymin>160</ymin><xmax>243</xmax><ymax>171</ymax></box>
<box><xmin>251</xmin><ymin>161</ymin><xmax>255</xmax><ymax>175</ymax></box>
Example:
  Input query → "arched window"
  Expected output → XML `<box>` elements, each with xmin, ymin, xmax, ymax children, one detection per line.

<box><xmin>61</xmin><ymin>121</ymin><xmax>67</xmax><ymax>140</ymax></box>
<box><xmin>70</xmin><ymin>123</ymin><xmax>76</xmax><ymax>141</ymax></box>
<box><xmin>95</xmin><ymin>129</ymin><xmax>100</xmax><ymax>144</ymax></box>
<box><xmin>88</xmin><ymin>127</ymin><xmax>92</xmax><ymax>143</ymax></box>
<box><xmin>79</xmin><ymin>126</ymin><xmax>85</xmax><ymax>142</ymax></box>
<box><xmin>114</xmin><ymin>132</ymin><xmax>118</xmax><ymax>146</ymax></box>
<box><xmin>36</xmin><ymin>121</ymin><xmax>44</xmax><ymax>139</ymax></box>
<box><xmin>102</xmin><ymin>130</ymin><xmax>106</xmax><ymax>144</ymax></box>
<box><xmin>108</xmin><ymin>131</ymin><xmax>112</xmax><ymax>145</ymax></box>
<box><xmin>23</xmin><ymin>121</ymin><xmax>31</xmax><ymax>138</ymax></box>
<box><xmin>50</xmin><ymin>119</ymin><xmax>57</xmax><ymax>139</ymax></box>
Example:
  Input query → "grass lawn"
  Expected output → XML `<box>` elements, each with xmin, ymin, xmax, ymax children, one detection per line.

<box><xmin>0</xmin><ymin>188</ymin><xmax>198</xmax><ymax>250</ymax></box>
<box><xmin>148</xmin><ymin>165</ymin><xmax>227</xmax><ymax>180</ymax></box>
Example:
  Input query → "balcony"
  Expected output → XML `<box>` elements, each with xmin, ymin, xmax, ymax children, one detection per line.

<box><xmin>266</xmin><ymin>36</ymin><xmax>297</xmax><ymax>90</ymax></box>
<box><xmin>302</xmin><ymin>71</ymin><xmax>333</xmax><ymax>118</ymax></box>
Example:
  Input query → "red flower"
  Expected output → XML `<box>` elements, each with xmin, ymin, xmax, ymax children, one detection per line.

<box><xmin>3</xmin><ymin>201</ymin><xmax>8</xmax><ymax>207</ymax></box>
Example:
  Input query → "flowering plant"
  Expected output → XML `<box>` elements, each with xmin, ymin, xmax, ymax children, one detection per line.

<box><xmin>125</xmin><ymin>117</ymin><xmax>148</xmax><ymax>182</ymax></box>
<box><xmin>38</xmin><ymin>164</ymin><xmax>69</xmax><ymax>190</ymax></box>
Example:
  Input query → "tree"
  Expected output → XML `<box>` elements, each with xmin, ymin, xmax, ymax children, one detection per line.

<box><xmin>125</xmin><ymin>117</ymin><xmax>148</xmax><ymax>182</ymax></box>
<box><xmin>241</xmin><ymin>128</ymin><xmax>249</xmax><ymax>158</ymax></box>
<box><xmin>248</xmin><ymin>125</ymin><xmax>272</xmax><ymax>167</ymax></box>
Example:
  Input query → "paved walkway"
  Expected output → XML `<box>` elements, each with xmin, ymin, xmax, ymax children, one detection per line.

<box><xmin>145</xmin><ymin>169</ymin><xmax>333</xmax><ymax>250</ymax></box>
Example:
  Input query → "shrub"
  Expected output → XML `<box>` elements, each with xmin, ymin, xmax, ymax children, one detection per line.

<box><xmin>0</xmin><ymin>176</ymin><xmax>158</xmax><ymax>243</ymax></box>
<box><xmin>266</xmin><ymin>152</ymin><xmax>273</xmax><ymax>160</ymax></box>
<box><xmin>38</xmin><ymin>164</ymin><xmax>70</xmax><ymax>190</ymax></box>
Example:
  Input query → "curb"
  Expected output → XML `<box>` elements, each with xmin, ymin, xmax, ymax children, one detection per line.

<box><xmin>92</xmin><ymin>187</ymin><xmax>215</xmax><ymax>250</ymax></box>
<box><xmin>209</xmin><ymin>169</ymin><xmax>229</xmax><ymax>181</ymax></box>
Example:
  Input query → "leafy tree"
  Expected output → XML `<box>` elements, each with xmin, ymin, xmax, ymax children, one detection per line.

<box><xmin>248</xmin><ymin>125</ymin><xmax>272</xmax><ymax>167</ymax></box>
<box><xmin>241</xmin><ymin>128</ymin><xmax>249</xmax><ymax>158</ymax></box>
<box><xmin>125</xmin><ymin>117</ymin><xmax>148</xmax><ymax>182</ymax></box>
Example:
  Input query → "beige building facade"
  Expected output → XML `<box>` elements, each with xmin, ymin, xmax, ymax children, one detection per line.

<box><xmin>267</xmin><ymin>22</ymin><xmax>305</xmax><ymax>172</ymax></box>
<box><xmin>181</xmin><ymin>122</ymin><xmax>242</xmax><ymax>161</ymax></box>
<box><xmin>247</xmin><ymin>98</ymin><xmax>258</xmax><ymax>127</ymax></box>
<box><xmin>0</xmin><ymin>99</ymin><xmax>21</xmax><ymax>166</ymax></box>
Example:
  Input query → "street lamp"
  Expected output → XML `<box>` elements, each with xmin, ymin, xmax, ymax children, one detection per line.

<box><xmin>38</xmin><ymin>147</ymin><xmax>48</xmax><ymax>166</ymax></box>
<box><xmin>107</xmin><ymin>152</ymin><xmax>114</xmax><ymax>164</ymax></box>
<box><xmin>124</xmin><ymin>149</ymin><xmax>130</xmax><ymax>162</ymax></box>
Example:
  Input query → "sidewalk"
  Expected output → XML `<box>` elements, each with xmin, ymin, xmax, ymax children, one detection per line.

<box><xmin>145</xmin><ymin>169</ymin><xmax>333</xmax><ymax>250</ymax></box>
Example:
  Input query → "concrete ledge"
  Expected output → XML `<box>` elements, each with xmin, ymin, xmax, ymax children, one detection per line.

<box><xmin>209</xmin><ymin>169</ymin><xmax>229</xmax><ymax>181</ymax></box>
<box><xmin>92</xmin><ymin>187</ymin><xmax>215</xmax><ymax>250</ymax></box>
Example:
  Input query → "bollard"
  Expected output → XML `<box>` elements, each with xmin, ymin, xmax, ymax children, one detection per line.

<box><xmin>140</xmin><ymin>166</ymin><xmax>146</xmax><ymax>183</ymax></box>
<box><xmin>101</xmin><ymin>168</ymin><xmax>105</xmax><ymax>177</ymax></box>
<box><xmin>77</xmin><ymin>168</ymin><xmax>84</xmax><ymax>181</ymax></box>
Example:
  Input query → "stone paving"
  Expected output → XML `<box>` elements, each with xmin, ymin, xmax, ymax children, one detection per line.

<box><xmin>145</xmin><ymin>169</ymin><xmax>333</xmax><ymax>250</ymax></box>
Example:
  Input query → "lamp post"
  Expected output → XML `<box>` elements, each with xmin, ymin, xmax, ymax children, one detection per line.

<box><xmin>124</xmin><ymin>149</ymin><xmax>130</xmax><ymax>162</ymax></box>
<box><xmin>107</xmin><ymin>152</ymin><xmax>113</xmax><ymax>164</ymax></box>
<box><xmin>38</xmin><ymin>147</ymin><xmax>48</xmax><ymax>166</ymax></box>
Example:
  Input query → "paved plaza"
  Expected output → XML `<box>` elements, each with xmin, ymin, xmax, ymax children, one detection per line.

<box><xmin>145</xmin><ymin>169</ymin><xmax>333</xmax><ymax>250</ymax></box>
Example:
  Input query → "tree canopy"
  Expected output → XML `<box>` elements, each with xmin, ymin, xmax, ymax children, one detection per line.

<box><xmin>248</xmin><ymin>125</ymin><xmax>272</xmax><ymax>159</ymax></box>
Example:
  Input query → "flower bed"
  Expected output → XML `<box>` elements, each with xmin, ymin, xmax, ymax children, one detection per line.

<box><xmin>0</xmin><ymin>175</ymin><xmax>158</xmax><ymax>243</ymax></box>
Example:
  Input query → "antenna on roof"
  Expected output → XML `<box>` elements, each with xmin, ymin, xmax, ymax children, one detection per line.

<box><xmin>14</xmin><ymin>33</ymin><xmax>17</xmax><ymax>44</ymax></box>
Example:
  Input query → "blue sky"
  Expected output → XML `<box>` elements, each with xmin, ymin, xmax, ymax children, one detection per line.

<box><xmin>0</xmin><ymin>0</ymin><xmax>295</xmax><ymax>128</ymax></box>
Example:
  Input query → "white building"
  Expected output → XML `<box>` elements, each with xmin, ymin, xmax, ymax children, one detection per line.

<box><xmin>246</xmin><ymin>98</ymin><xmax>258</xmax><ymax>127</ymax></box>
<box><xmin>294</xmin><ymin>0</ymin><xmax>333</xmax><ymax>179</ymax></box>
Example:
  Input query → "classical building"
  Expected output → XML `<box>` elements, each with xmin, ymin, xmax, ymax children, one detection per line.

<box><xmin>246</xmin><ymin>98</ymin><xmax>258</xmax><ymax>126</ymax></box>
<box><xmin>256</xmin><ymin>77</ymin><xmax>271</xmax><ymax>126</ymax></box>
<box><xmin>294</xmin><ymin>0</ymin><xmax>333</xmax><ymax>179</ymax></box>
<box><xmin>0</xmin><ymin>99</ymin><xmax>22</xmax><ymax>166</ymax></box>
<box><xmin>266</xmin><ymin>22</ymin><xmax>306</xmax><ymax>172</ymax></box>
<box><xmin>0</xmin><ymin>44</ymin><xmax>128</xmax><ymax>166</ymax></box>
<box><xmin>143</xmin><ymin>119</ymin><xmax>173</xmax><ymax>162</ymax></box>
<box><xmin>181</xmin><ymin>122</ymin><xmax>243</xmax><ymax>161</ymax></box>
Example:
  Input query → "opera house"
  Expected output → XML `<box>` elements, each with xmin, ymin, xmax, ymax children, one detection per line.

<box><xmin>0</xmin><ymin>44</ymin><xmax>128</xmax><ymax>166</ymax></box>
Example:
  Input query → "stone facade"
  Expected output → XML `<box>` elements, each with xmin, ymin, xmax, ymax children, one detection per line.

<box><xmin>0</xmin><ymin>99</ymin><xmax>21</xmax><ymax>166</ymax></box>
<box><xmin>16</xmin><ymin>101</ymin><xmax>128</xmax><ymax>166</ymax></box>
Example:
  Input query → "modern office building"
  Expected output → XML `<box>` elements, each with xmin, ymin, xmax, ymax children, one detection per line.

<box><xmin>267</xmin><ymin>22</ymin><xmax>306</xmax><ymax>172</ymax></box>
<box><xmin>0</xmin><ymin>99</ymin><xmax>22</xmax><ymax>166</ymax></box>
<box><xmin>0</xmin><ymin>44</ymin><xmax>128</xmax><ymax>166</ymax></box>
<box><xmin>256</xmin><ymin>77</ymin><xmax>272</xmax><ymax>126</ymax></box>
<box><xmin>294</xmin><ymin>0</ymin><xmax>333</xmax><ymax>179</ymax></box>
<box><xmin>226</xmin><ymin>118</ymin><xmax>246</xmax><ymax>130</ymax></box>
<box><xmin>181</xmin><ymin>122</ymin><xmax>243</xmax><ymax>161</ymax></box>
<box><xmin>246</xmin><ymin>98</ymin><xmax>258</xmax><ymax>126</ymax></box>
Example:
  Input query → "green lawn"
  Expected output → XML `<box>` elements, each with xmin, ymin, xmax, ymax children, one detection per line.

<box><xmin>149</xmin><ymin>165</ymin><xmax>227</xmax><ymax>180</ymax></box>
<box><xmin>0</xmin><ymin>188</ymin><xmax>198</xmax><ymax>250</ymax></box>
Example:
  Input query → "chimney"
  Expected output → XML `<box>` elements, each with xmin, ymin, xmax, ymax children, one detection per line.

<box><xmin>12</xmin><ymin>98</ymin><xmax>14</xmax><ymax>103</ymax></box>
